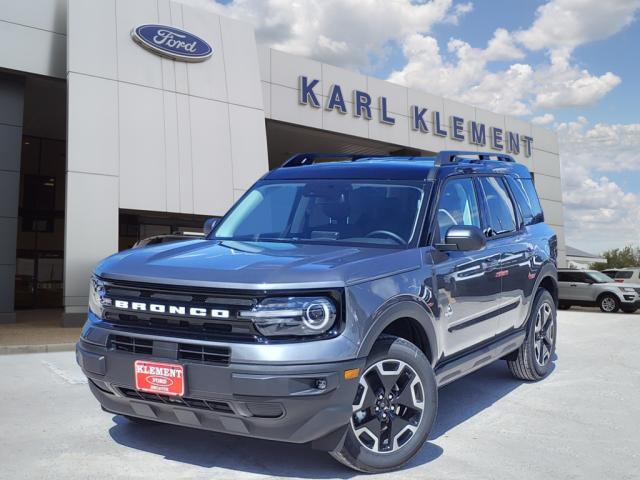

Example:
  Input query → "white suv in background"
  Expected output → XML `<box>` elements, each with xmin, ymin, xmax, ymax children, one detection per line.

<box><xmin>558</xmin><ymin>269</ymin><xmax>640</xmax><ymax>314</ymax></box>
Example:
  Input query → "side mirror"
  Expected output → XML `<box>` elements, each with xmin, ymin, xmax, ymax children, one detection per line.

<box><xmin>203</xmin><ymin>218</ymin><xmax>219</xmax><ymax>236</ymax></box>
<box><xmin>439</xmin><ymin>225</ymin><xmax>486</xmax><ymax>251</ymax></box>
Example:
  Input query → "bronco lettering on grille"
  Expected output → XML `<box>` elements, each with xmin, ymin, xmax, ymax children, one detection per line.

<box><xmin>113</xmin><ymin>300</ymin><xmax>229</xmax><ymax>318</ymax></box>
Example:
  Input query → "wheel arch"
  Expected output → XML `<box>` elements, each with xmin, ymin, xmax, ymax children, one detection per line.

<box><xmin>536</xmin><ymin>267</ymin><xmax>558</xmax><ymax>307</ymax></box>
<box><xmin>356</xmin><ymin>300</ymin><xmax>438</xmax><ymax>365</ymax></box>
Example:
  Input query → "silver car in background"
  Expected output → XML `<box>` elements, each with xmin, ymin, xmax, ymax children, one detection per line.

<box><xmin>558</xmin><ymin>269</ymin><xmax>640</xmax><ymax>313</ymax></box>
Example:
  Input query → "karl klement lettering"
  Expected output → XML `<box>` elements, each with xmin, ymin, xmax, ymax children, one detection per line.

<box><xmin>298</xmin><ymin>75</ymin><xmax>534</xmax><ymax>157</ymax></box>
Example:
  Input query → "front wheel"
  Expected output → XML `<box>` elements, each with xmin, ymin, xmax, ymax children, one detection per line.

<box><xmin>598</xmin><ymin>293</ymin><xmax>620</xmax><ymax>313</ymax></box>
<box><xmin>330</xmin><ymin>336</ymin><xmax>437</xmax><ymax>473</ymax></box>
<box><xmin>508</xmin><ymin>289</ymin><xmax>557</xmax><ymax>381</ymax></box>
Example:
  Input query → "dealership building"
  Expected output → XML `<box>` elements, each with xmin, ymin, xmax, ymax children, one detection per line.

<box><xmin>0</xmin><ymin>0</ymin><xmax>564</xmax><ymax>325</ymax></box>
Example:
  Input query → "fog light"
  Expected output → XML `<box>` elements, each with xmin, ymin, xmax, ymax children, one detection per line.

<box><xmin>315</xmin><ymin>379</ymin><xmax>327</xmax><ymax>390</ymax></box>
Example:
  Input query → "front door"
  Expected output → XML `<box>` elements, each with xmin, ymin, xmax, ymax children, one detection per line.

<box><xmin>430</xmin><ymin>177</ymin><xmax>501</xmax><ymax>356</ymax></box>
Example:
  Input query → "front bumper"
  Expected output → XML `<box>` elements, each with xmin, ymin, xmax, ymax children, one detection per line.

<box><xmin>76</xmin><ymin>337</ymin><xmax>365</xmax><ymax>445</ymax></box>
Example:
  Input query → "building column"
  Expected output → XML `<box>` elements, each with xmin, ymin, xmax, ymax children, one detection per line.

<box><xmin>62</xmin><ymin>172</ymin><xmax>119</xmax><ymax>327</ymax></box>
<box><xmin>0</xmin><ymin>75</ymin><xmax>24</xmax><ymax>324</ymax></box>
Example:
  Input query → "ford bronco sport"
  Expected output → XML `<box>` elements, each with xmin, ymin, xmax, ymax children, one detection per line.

<box><xmin>77</xmin><ymin>151</ymin><xmax>558</xmax><ymax>473</ymax></box>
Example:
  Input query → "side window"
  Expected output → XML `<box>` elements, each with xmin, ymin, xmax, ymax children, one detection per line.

<box><xmin>478</xmin><ymin>177</ymin><xmax>517</xmax><ymax>235</ymax></box>
<box><xmin>507</xmin><ymin>177</ymin><xmax>544</xmax><ymax>225</ymax></box>
<box><xmin>558</xmin><ymin>272</ymin><xmax>570</xmax><ymax>282</ymax></box>
<box><xmin>616</xmin><ymin>271</ymin><xmax>633</xmax><ymax>279</ymax></box>
<box><xmin>435</xmin><ymin>178</ymin><xmax>481</xmax><ymax>243</ymax></box>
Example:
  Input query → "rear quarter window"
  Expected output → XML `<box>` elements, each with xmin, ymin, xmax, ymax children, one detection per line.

<box><xmin>507</xmin><ymin>177</ymin><xmax>544</xmax><ymax>226</ymax></box>
<box><xmin>616</xmin><ymin>271</ymin><xmax>633</xmax><ymax>279</ymax></box>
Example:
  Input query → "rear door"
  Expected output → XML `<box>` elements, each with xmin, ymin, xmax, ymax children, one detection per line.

<box><xmin>558</xmin><ymin>271</ymin><xmax>578</xmax><ymax>300</ymax></box>
<box><xmin>561</xmin><ymin>271</ymin><xmax>593</xmax><ymax>301</ymax></box>
<box><xmin>476</xmin><ymin>176</ymin><xmax>529</xmax><ymax>333</ymax></box>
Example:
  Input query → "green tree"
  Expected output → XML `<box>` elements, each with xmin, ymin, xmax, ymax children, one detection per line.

<box><xmin>591</xmin><ymin>246</ymin><xmax>640</xmax><ymax>270</ymax></box>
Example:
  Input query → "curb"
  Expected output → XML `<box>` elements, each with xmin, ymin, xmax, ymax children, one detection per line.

<box><xmin>0</xmin><ymin>343</ymin><xmax>76</xmax><ymax>355</ymax></box>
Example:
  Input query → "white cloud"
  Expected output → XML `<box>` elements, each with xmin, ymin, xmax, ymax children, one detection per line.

<box><xmin>387</xmin><ymin>29</ymin><xmax>530</xmax><ymax>114</ymax></box>
<box><xmin>532</xmin><ymin>113</ymin><xmax>555</xmax><ymax>125</ymax></box>
<box><xmin>516</xmin><ymin>0</ymin><xmax>640</xmax><ymax>52</ymax></box>
<box><xmin>558</xmin><ymin>118</ymin><xmax>640</xmax><ymax>251</ymax></box>
<box><xmin>557</xmin><ymin>118</ymin><xmax>640</xmax><ymax>171</ymax></box>
<box><xmin>533</xmin><ymin>61</ymin><xmax>621</xmax><ymax>109</ymax></box>
<box><xmin>388</xmin><ymin>0</ymin><xmax>634</xmax><ymax>114</ymax></box>
<box><xmin>179</xmin><ymin>0</ymin><xmax>469</xmax><ymax>70</ymax></box>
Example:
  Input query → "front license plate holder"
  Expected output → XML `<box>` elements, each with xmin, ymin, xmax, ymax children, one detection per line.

<box><xmin>134</xmin><ymin>360</ymin><xmax>184</xmax><ymax>396</ymax></box>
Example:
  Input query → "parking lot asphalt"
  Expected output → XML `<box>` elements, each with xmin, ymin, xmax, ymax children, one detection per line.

<box><xmin>1</xmin><ymin>308</ymin><xmax>639</xmax><ymax>480</ymax></box>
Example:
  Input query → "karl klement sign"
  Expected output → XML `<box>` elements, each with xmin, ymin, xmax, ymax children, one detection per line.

<box><xmin>298</xmin><ymin>76</ymin><xmax>534</xmax><ymax>157</ymax></box>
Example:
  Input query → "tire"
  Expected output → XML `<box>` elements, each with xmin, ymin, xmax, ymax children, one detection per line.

<box><xmin>558</xmin><ymin>303</ymin><xmax>571</xmax><ymax>310</ymax></box>
<box><xmin>598</xmin><ymin>293</ymin><xmax>620</xmax><ymax>313</ymax></box>
<box><xmin>621</xmin><ymin>306</ymin><xmax>638</xmax><ymax>314</ymax></box>
<box><xmin>508</xmin><ymin>289</ymin><xmax>557</xmax><ymax>381</ymax></box>
<box><xmin>330</xmin><ymin>336</ymin><xmax>437</xmax><ymax>473</ymax></box>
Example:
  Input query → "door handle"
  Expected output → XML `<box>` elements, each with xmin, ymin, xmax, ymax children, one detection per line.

<box><xmin>570</xmin><ymin>283</ymin><xmax>577</xmax><ymax>287</ymax></box>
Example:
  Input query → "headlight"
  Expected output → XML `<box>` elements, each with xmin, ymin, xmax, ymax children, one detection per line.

<box><xmin>620</xmin><ymin>287</ymin><xmax>636</xmax><ymax>293</ymax></box>
<box><xmin>239</xmin><ymin>297</ymin><xmax>337</xmax><ymax>337</ymax></box>
<box><xmin>88</xmin><ymin>276</ymin><xmax>109</xmax><ymax>319</ymax></box>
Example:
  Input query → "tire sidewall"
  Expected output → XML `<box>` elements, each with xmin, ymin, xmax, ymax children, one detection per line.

<box><xmin>599</xmin><ymin>293</ymin><xmax>620</xmax><ymax>313</ymax></box>
<box><xmin>527</xmin><ymin>289</ymin><xmax>557</xmax><ymax>377</ymax></box>
<box><xmin>339</xmin><ymin>337</ymin><xmax>437</xmax><ymax>473</ymax></box>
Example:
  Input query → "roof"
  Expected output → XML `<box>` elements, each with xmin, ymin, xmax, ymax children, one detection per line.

<box><xmin>566</xmin><ymin>245</ymin><xmax>603</xmax><ymax>259</ymax></box>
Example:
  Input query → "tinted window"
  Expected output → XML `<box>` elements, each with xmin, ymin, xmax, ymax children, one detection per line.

<box><xmin>616</xmin><ymin>271</ymin><xmax>633</xmax><ymax>279</ymax></box>
<box><xmin>435</xmin><ymin>178</ymin><xmax>481</xmax><ymax>243</ymax></box>
<box><xmin>558</xmin><ymin>271</ymin><xmax>578</xmax><ymax>282</ymax></box>
<box><xmin>478</xmin><ymin>177</ymin><xmax>516</xmax><ymax>235</ymax></box>
<box><xmin>559</xmin><ymin>271</ymin><xmax>591</xmax><ymax>282</ymax></box>
<box><xmin>507</xmin><ymin>177</ymin><xmax>544</xmax><ymax>226</ymax></box>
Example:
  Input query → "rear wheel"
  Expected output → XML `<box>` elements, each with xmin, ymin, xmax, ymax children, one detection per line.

<box><xmin>330</xmin><ymin>336</ymin><xmax>437</xmax><ymax>473</ymax></box>
<box><xmin>508</xmin><ymin>289</ymin><xmax>556</xmax><ymax>381</ymax></box>
<box><xmin>598</xmin><ymin>294</ymin><xmax>620</xmax><ymax>313</ymax></box>
<box><xmin>558</xmin><ymin>303</ymin><xmax>571</xmax><ymax>310</ymax></box>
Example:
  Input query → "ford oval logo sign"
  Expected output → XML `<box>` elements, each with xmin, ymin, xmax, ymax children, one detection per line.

<box><xmin>131</xmin><ymin>24</ymin><xmax>213</xmax><ymax>62</ymax></box>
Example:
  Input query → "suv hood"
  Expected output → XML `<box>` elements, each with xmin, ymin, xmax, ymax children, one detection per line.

<box><xmin>95</xmin><ymin>239</ymin><xmax>422</xmax><ymax>289</ymax></box>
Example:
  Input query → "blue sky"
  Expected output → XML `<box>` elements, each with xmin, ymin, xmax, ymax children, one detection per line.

<box><xmin>199</xmin><ymin>0</ymin><xmax>640</xmax><ymax>253</ymax></box>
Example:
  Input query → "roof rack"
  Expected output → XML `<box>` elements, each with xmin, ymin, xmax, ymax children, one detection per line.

<box><xmin>280</xmin><ymin>150</ymin><xmax>515</xmax><ymax>169</ymax></box>
<box><xmin>435</xmin><ymin>150</ymin><xmax>515</xmax><ymax>165</ymax></box>
<box><xmin>281</xmin><ymin>152</ymin><xmax>390</xmax><ymax>168</ymax></box>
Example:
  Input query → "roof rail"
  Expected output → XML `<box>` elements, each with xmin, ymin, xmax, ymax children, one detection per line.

<box><xmin>281</xmin><ymin>152</ymin><xmax>388</xmax><ymax>168</ymax></box>
<box><xmin>435</xmin><ymin>150</ymin><xmax>515</xmax><ymax>165</ymax></box>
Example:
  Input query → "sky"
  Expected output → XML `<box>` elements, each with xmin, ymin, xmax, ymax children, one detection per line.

<box><xmin>183</xmin><ymin>0</ymin><xmax>640</xmax><ymax>254</ymax></box>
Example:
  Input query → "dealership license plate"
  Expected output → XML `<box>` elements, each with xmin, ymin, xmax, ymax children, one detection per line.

<box><xmin>134</xmin><ymin>360</ymin><xmax>184</xmax><ymax>396</ymax></box>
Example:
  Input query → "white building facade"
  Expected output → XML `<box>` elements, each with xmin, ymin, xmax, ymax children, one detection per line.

<box><xmin>0</xmin><ymin>0</ymin><xmax>564</xmax><ymax>324</ymax></box>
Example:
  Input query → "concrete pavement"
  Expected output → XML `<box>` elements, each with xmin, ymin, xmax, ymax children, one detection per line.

<box><xmin>1</xmin><ymin>309</ymin><xmax>639</xmax><ymax>479</ymax></box>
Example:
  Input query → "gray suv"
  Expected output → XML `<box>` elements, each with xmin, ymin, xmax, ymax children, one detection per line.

<box><xmin>558</xmin><ymin>269</ymin><xmax>640</xmax><ymax>313</ymax></box>
<box><xmin>77</xmin><ymin>151</ymin><xmax>559</xmax><ymax>473</ymax></box>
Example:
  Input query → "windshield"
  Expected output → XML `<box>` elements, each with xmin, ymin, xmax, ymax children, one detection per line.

<box><xmin>212</xmin><ymin>180</ymin><xmax>426</xmax><ymax>247</ymax></box>
<box><xmin>588</xmin><ymin>271</ymin><xmax>614</xmax><ymax>283</ymax></box>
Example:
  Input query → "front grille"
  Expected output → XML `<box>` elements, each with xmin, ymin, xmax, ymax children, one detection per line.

<box><xmin>119</xmin><ymin>387</ymin><xmax>234</xmax><ymax>414</ymax></box>
<box><xmin>109</xmin><ymin>335</ymin><xmax>153</xmax><ymax>355</ymax></box>
<box><xmin>108</xmin><ymin>334</ymin><xmax>231</xmax><ymax>365</ymax></box>
<box><xmin>634</xmin><ymin>288</ymin><xmax>640</xmax><ymax>295</ymax></box>
<box><xmin>178</xmin><ymin>343</ymin><xmax>230</xmax><ymax>364</ymax></box>
<box><xmin>101</xmin><ymin>279</ymin><xmax>260</xmax><ymax>341</ymax></box>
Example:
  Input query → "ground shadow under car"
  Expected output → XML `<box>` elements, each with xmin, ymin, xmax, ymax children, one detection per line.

<box><xmin>109</xmin><ymin>358</ymin><xmax>555</xmax><ymax>477</ymax></box>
